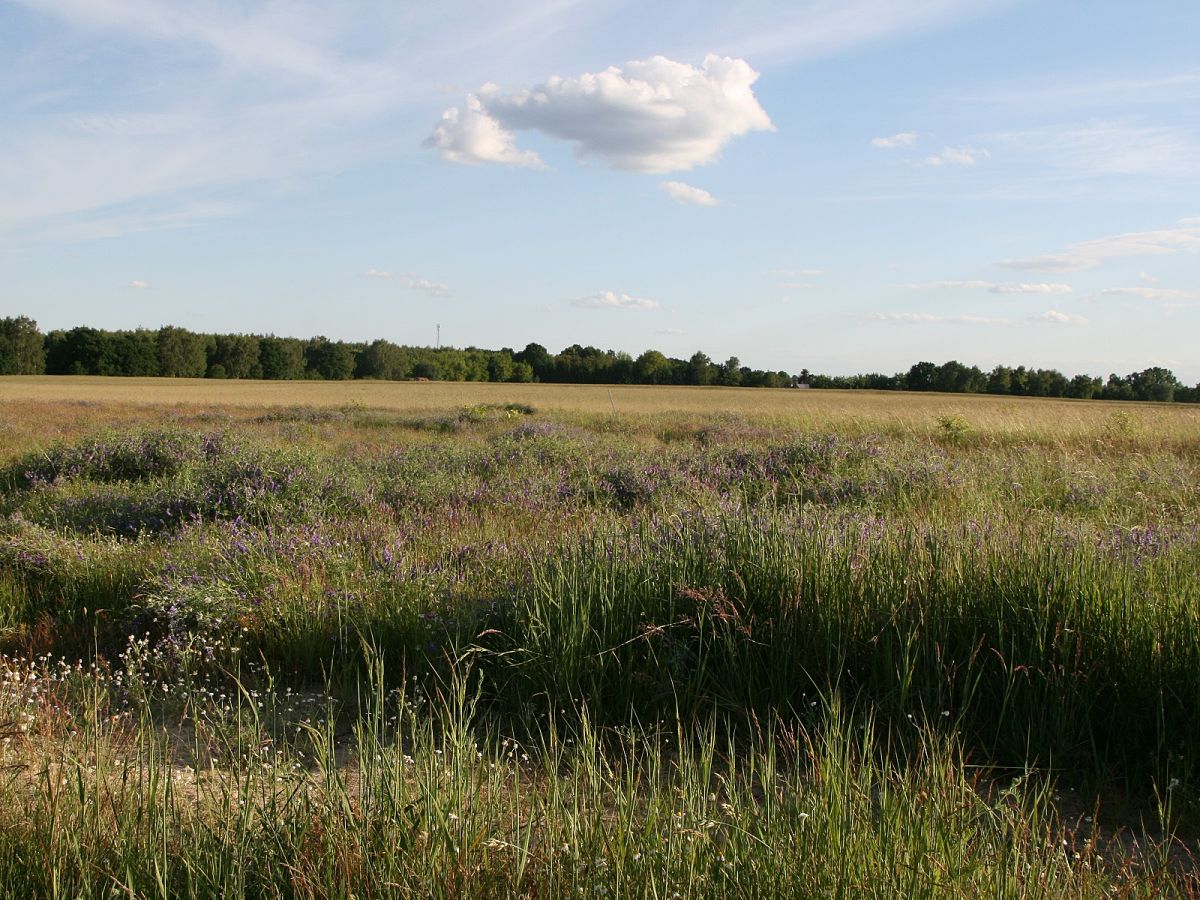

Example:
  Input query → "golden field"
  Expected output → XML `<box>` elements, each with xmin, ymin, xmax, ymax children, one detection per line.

<box><xmin>2</xmin><ymin>375</ymin><xmax>1197</xmax><ymax>450</ymax></box>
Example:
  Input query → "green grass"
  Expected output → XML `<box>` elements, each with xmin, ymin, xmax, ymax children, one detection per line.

<box><xmin>0</xmin><ymin>395</ymin><xmax>1197</xmax><ymax>895</ymax></box>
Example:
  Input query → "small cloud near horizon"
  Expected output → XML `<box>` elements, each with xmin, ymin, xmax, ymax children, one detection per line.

<box><xmin>658</xmin><ymin>180</ymin><xmax>718</xmax><ymax>206</ymax></box>
<box><xmin>361</xmin><ymin>268</ymin><xmax>449</xmax><ymax>296</ymax></box>
<box><xmin>901</xmin><ymin>280</ymin><xmax>1072</xmax><ymax>294</ymax></box>
<box><xmin>872</xmin><ymin>309</ymin><xmax>1086</xmax><ymax>326</ymax></box>
<box><xmin>925</xmin><ymin>145</ymin><xmax>987</xmax><ymax>166</ymax></box>
<box><xmin>1098</xmin><ymin>286</ymin><xmax>1191</xmax><ymax>301</ymax></box>
<box><xmin>129</xmin><ymin>279</ymin><xmax>150</xmax><ymax>289</ymax></box>
<box><xmin>871</xmin><ymin>132</ymin><xmax>916</xmax><ymax>149</ymax></box>
<box><xmin>571</xmin><ymin>290</ymin><xmax>658</xmax><ymax>310</ymax></box>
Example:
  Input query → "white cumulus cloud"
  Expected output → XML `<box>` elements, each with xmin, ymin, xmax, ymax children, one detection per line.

<box><xmin>571</xmin><ymin>290</ymin><xmax>658</xmax><ymax>310</ymax></box>
<box><xmin>129</xmin><ymin>279</ymin><xmax>151</xmax><ymax>289</ymax></box>
<box><xmin>658</xmin><ymin>180</ymin><xmax>718</xmax><ymax>206</ymax></box>
<box><xmin>871</xmin><ymin>132</ymin><xmax>917</xmax><ymax>148</ymax></box>
<box><xmin>425</xmin><ymin>95</ymin><xmax>546</xmax><ymax>168</ymax></box>
<box><xmin>429</xmin><ymin>55</ymin><xmax>774</xmax><ymax>173</ymax></box>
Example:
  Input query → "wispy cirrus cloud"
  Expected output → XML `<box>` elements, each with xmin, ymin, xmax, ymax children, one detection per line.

<box><xmin>429</xmin><ymin>55</ymin><xmax>773</xmax><ymax>173</ymax></box>
<box><xmin>924</xmin><ymin>145</ymin><xmax>987</xmax><ymax>166</ymax></box>
<box><xmin>1097</xmin><ymin>286</ymin><xmax>1192</xmax><ymax>301</ymax></box>
<box><xmin>360</xmin><ymin>268</ymin><xmax>450</xmax><ymax>296</ymax></box>
<box><xmin>719</xmin><ymin>0</ymin><xmax>1020</xmax><ymax>66</ymax></box>
<box><xmin>658</xmin><ymin>180</ymin><xmax>718</xmax><ymax>206</ymax></box>
<box><xmin>964</xmin><ymin>70</ymin><xmax>1200</xmax><ymax>112</ymax></box>
<box><xmin>1036</xmin><ymin>310</ymin><xmax>1088</xmax><ymax>324</ymax></box>
<box><xmin>871</xmin><ymin>312</ymin><xmax>1018</xmax><ymax>326</ymax></box>
<box><xmin>997</xmin><ymin>224</ymin><xmax>1200</xmax><ymax>272</ymax></box>
<box><xmin>404</xmin><ymin>276</ymin><xmax>450</xmax><ymax>297</ymax></box>
<box><xmin>901</xmin><ymin>280</ymin><xmax>1072</xmax><ymax>294</ymax></box>
<box><xmin>989</xmin><ymin>121</ymin><xmax>1200</xmax><ymax>178</ymax></box>
<box><xmin>871</xmin><ymin>131</ymin><xmax>917</xmax><ymax>149</ymax></box>
<box><xmin>570</xmin><ymin>290</ymin><xmax>658</xmax><ymax>310</ymax></box>
<box><xmin>3</xmin><ymin>0</ymin><xmax>1015</xmax><ymax>243</ymax></box>
<box><xmin>872</xmin><ymin>309</ymin><xmax>1086</xmax><ymax>326</ymax></box>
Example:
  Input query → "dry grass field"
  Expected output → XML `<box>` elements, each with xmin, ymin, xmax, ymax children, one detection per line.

<box><xmin>2</xmin><ymin>375</ymin><xmax>1197</xmax><ymax>451</ymax></box>
<box><xmin>1</xmin><ymin>375</ymin><xmax>1199</xmax><ymax>895</ymax></box>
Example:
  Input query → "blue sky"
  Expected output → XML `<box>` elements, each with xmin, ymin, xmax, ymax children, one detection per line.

<box><xmin>3</xmin><ymin>0</ymin><xmax>1198</xmax><ymax>380</ymax></box>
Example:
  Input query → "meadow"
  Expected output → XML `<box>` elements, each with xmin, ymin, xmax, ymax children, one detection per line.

<box><xmin>0</xmin><ymin>376</ymin><xmax>1198</xmax><ymax>897</ymax></box>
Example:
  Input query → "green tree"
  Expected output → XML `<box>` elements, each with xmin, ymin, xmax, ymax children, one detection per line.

<box><xmin>304</xmin><ymin>336</ymin><xmax>355</xmax><ymax>380</ymax></box>
<box><xmin>515</xmin><ymin>343</ymin><xmax>552</xmax><ymax>381</ymax></box>
<box><xmin>411</xmin><ymin>360</ymin><xmax>438</xmax><ymax>380</ymax></box>
<box><xmin>1128</xmin><ymin>367</ymin><xmax>1180</xmax><ymax>402</ymax></box>
<box><xmin>634</xmin><ymin>349</ymin><xmax>673</xmax><ymax>384</ymax></box>
<box><xmin>934</xmin><ymin>360</ymin><xmax>984</xmax><ymax>393</ymax></box>
<box><xmin>509</xmin><ymin>361</ymin><xmax>535</xmax><ymax>383</ymax></box>
<box><xmin>905</xmin><ymin>361</ymin><xmax>938</xmax><ymax>391</ymax></box>
<box><xmin>356</xmin><ymin>339</ymin><xmax>408</xmax><ymax>380</ymax></box>
<box><xmin>156</xmin><ymin>327</ymin><xmax>209</xmax><ymax>377</ymax></box>
<box><xmin>0</xmin><ymin>316</ymin><xmax>45</xmax><ymax>374</ymax></box>
<box><xmin>259</xmin><ymin>336</ymin><xmax>306</xmax><ymax>379</ymax></box>
<box><xmin>1065</xmin><ymin>373</ymin><xmax>1102</xmax><ymax>399</ymax></box>
<box><xmin>1027</xmin><ymin>368</ymin><xmax>1068</xmax><ymax>397</ymax></box>
<box><xmin>986</xmin><ymin>366</ymin><xmax>1013</xmax><ymax>395</ymax></box>
<box><xmin>1101</xmin><ymin>374</ymin><xmax>1134</xmax><ymax>401</ymax></box>
<box><xmin>44</xmin><ymin>327</ymin><xmax>118</xmax><ymax>375</ymax></box>
<box><xmin>112</xmin><ymin>330</ymin><xmax>160</xmax><ymax>376</ymax></box>
<box><xmin>487</xmin><ymin>350</ymin><xmax>514</xmax><ymax>383</ymax></box>
<box><xmin>210</xmin><ymin>334</ymin><xmax>262</xmax><ymax>379</ymax></box>
<box><xmin>717</xmin><ymin>356</ymin><xmax>742</xmax><ymax>387</ymax></box>
<box><xmin>687</xmin><ymin>351</ymin><xmax>715</xmax><ymax>386</ymax></box>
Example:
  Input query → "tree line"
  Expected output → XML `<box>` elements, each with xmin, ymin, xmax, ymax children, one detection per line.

<box><xmin>1</xmin><ymin>316</ymin><xmax>1196</xmax><ymax>402</ymax></box>
<box><xmin>0</xmin><ymin>317</ymin><xmax>790</xmax><ymax>386</ymax></box>
<box><xmin>804</xmin><ymin>359</ymin><xmax>1200</xmax><ymax>403</ymax></box>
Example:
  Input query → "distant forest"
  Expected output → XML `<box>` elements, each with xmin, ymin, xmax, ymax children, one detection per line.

<box><xmin>1</xmin><ymin>316</ymin><xmax>1197</xmax><ymax>403</ymax></box>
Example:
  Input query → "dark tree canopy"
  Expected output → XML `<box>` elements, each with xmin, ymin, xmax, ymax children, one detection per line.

<box><xmin>0</xmin><ymin>316</ymin><xmax>46</xmax><ymax>375</ymax></box>
<box><xmin>1</xmin><ymin>314</ymin><xmax>1196</xmax><ymax>404</ymax></box>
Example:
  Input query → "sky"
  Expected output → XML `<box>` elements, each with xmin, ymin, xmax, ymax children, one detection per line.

<box><xmin>2</xmin><ymin>0</ymin><xmax>1199</xmax><ymax>381</ymax></box>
